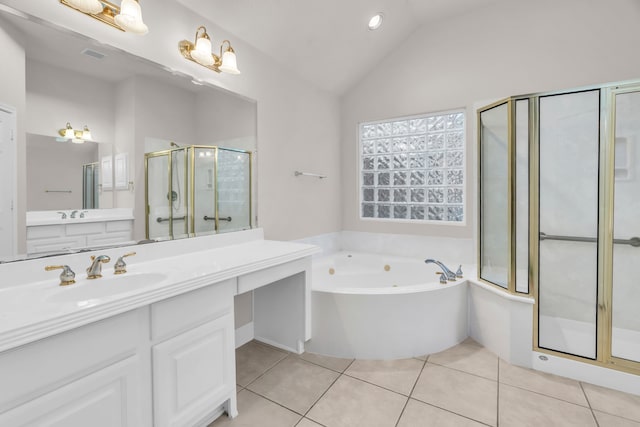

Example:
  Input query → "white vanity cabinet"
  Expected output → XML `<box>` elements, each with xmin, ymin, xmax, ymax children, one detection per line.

<box><xmin>150</xmin><ymin>279</ymin><xmax>237</xmax><ymax>426</ymax></box>
<box><xmin>0</xmin><ymin>309</ymin><xmax>152</xmax><ymax>426</ymax></box>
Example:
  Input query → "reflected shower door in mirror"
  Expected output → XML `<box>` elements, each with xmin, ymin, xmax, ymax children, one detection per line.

<box><xmin>611</xmin><ymin>89</ymin><xmax>640</xmax><ymax>363</ymax></box>
<box><xmin>145</xmin><ymin>145</ymin><xmax>251</xmax><ymax>241</ymax></box>
<box><xmin>0</xmin><ymin>7</ymin><xmax>257</xmax><ymax>262</ymax></box>
<box><xmin>538</xmin><ymin>90</ymin><xmax>600</xmax><ymax>359</ymax></box>
<box><xmin>27</xmin><ymin>134</ymin><xmax>113</xmax><ymax>212</ymax></box>
<box><xmin>479</xmin><ymin>102</ymin><xmax>509</xmax><ymax>288</ymax></box>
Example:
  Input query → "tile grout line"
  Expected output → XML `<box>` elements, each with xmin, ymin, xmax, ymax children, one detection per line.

<box><xmin>394</xmin><ymin>355</ymin><xmax>429</xmax><ymax>427</ymax></box>
<box><xmin>297</xmin><ymin>354</ymin><xmax>355</xmax><ymax>375</ymax></box>
<box><xmin>580</xmin><ymin>382</ymin><xmax>600</xmax><ymax>427</ymax></box>
<box><xmin>427</xmin><ymin>359</ymin><xmax>497</xmax><ymax>382</ymax></box>
<box><xmin>499</xmin><ymin>381</ymin><xmax>593</xmax><ymax>409</ymax></box>
<box><xmin>496</xmin><ymin>358</ymin><xmax>500</xmax><ymax>427</ymax></box>
<box><xmin>409</xmin><ymin>395</ymin><xmax>494</xmax><ymax>427</ymax></box>
<box><xmin>240</xmin><ymin>351</ymin><xmax>290</xmax><ymax>390</ymax></box>
<box><xmin>300</xmin><ymin>359</ymin><xmax>356</xmax><ymax>424</ymax></box>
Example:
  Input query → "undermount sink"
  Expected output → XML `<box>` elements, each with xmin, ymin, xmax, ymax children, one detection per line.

<box><xmin>47</xmin><ymin>272</ymin><xmax>167</xmax><ymax>303</ymax></box>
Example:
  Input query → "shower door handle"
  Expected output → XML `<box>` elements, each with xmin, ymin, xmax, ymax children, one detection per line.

<box><xmin>539</xmin><ymin>232</ymin><xmax>640</xmax><ymax>247</ymax></box>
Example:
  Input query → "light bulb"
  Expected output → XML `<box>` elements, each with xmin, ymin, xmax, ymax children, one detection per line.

<box><xmin>368</xmin><ymin>13</ymin><xmax>383</xmax><ymax>30</ymax></box>
<box><xmin>114</xmin><ymin>0</ymin><xmax>148</xmax><ymax>35</ymax></box>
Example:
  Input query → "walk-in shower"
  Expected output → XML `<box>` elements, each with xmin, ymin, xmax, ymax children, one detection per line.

<box><xmin>144</xmin><ymin>145</ymin><xmax>252</xmax><ymax>240</ymax></box>
<box><xmin>478</xmin><ymin>80</ymin><xmax>640</xmax><ymax>375</ymax></box>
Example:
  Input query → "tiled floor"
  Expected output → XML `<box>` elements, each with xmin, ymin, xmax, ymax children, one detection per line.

<box><xmin>211</xmin><ymin>339</ymin><xmax>640</xmax><ymax>427</ymax></box>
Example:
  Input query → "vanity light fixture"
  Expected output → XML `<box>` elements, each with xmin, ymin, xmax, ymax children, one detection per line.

<box><xmin>58</xmin><ymin>123</ymin><xmax>94</xmax><ymax>143</ymax></box>
<box><xmin>179</xmin><ymin>26</ymin><xmax>241</xmax><ymax>75</ymax></box>
<box><xmin>59</xmin><ymin>0</ymin><xmax>148</xmax><ymax>35</ymax></box>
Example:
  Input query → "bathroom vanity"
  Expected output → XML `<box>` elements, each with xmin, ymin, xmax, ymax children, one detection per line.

<box><xmin>25</xmin><ymin>209</ymin><xmax>135</xmax><ymax>255</ymax></box>
<box><xmin>0</xmin><ymin>229</ymin><xmax>317</xmax><ymax>426</ymax></box>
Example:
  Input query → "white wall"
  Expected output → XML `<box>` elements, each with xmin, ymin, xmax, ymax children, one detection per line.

<box><xmin>0</xmin><ymin>18</ymin><xmax>26</xmax><ymax>253</ymax></box>
<box><xmin>26</xmin><ymin>134</ymin><xmax>98</xmax><ymax>210</ymax></box>
<box><xmin>1</xmin><ymin>0</ymin><xmax>342</xmax><ymax>242</ymax></box>
<box><xmin>25</xmin><ymin>59</ymin><xmax>115</xmax><ymax>144</ymax></box>
<box><xmin>341</xmin><ymin>0</ymin><xmax>640</xmax><ymax>239</ymax></box>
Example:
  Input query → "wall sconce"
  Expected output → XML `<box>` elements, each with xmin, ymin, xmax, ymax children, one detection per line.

<box><xmin>58</xmin><ymin>123</ymin><xmax>94</xmax><ymax>144</ymax></box>
<box><xmin>60</xmin><ymin>0</ymin><xmax>148</xmax><ymax>35</ymax></box>
<box><xmin>179</xmin><ymin>26</ymin><xmax>241</xmax><ymax>75</ymax></box>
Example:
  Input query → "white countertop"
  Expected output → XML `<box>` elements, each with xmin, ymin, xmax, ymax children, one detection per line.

<box><xmin>0</xmin><ymin>231</ymin><xmax>319</xmax><ymax>353</ymax></box>
<box><xmin>26</xmin><ymin>209</ymin><xmax>135</xmax><ymax>226</ymax></box>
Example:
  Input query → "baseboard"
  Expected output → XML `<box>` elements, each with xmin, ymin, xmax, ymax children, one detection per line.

<box><xmin>254</xmin><ymin>335</ymin><xmax>302</xmax><ymax>354</ymax></box>
<box><xmin>235</xmin><ymin>322</ymin><xmax>254</xmax><ymax>348</ymax></box>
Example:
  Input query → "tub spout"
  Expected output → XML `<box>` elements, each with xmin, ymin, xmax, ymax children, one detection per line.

<box><xmin>425</xmin><ymin>259</ymin><xmax>457</xmax><ymax>281</ymax></box>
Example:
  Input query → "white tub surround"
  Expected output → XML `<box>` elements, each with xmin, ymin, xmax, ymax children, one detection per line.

<box><xmin>294</xmin><ymin>230</ymin><xmax>475</xmax><ymax>265</ymax></box>
<box><xmin>26</xmin><ymin>209</ymin><xmax>135</xmax><ymax>255</ymax></box>
<box><xmin>307</xmin><ymin>252</ymin><xmax>470</xmax><ymax>359</ymax></box>
<box><xmin>0</xmin><ymin>228</ymin><xmax>318</xmax><ymax>426</ymax></box>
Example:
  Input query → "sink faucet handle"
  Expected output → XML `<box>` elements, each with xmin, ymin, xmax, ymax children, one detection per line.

<box><xmin>57</xmin><ymin>211</ymin><xmax>67</xmax><ymax>219</ymax></box>
<box><xmin>45</xmin><ymin>265</ymin><xmax>76</xmax><ymax>286</ymax></box>
<box><xmin>456</xmin><ymin>265</ymin><xmax>463</xmax><ymax>278</ymax></box>
<box><xmin>114</xmin><ymin>252</ymin><xmax>136</xmax><ymax>275</ymax></box>
<box><xmin>79</xmin><ymin>210</ymin><xmax>89</xmax><ymax>218</ymax></box>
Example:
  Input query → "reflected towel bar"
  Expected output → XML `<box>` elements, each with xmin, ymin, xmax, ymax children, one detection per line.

<box><xmin>294</xmin><ymin>171</ymin><xmax>327</xmax><ymax>179</ymax></box>
<box><xmin>540</xmin><ymin>232</ymin><xmax>640</xmax><ymax>247</ymax></box>
<box><xmin>203</xmin><ymin>216</ymin><xmax>232</xmax><ymax>222</ymax></box>
<box><xmin>156</xmin><ymin>216</ymin><xmax>186</xmax><ymax>223</ymax></box>
<box><xmin>45</xmin><ymin>190</ymin><xmax>72</xmax><ymax>193</ymax></box>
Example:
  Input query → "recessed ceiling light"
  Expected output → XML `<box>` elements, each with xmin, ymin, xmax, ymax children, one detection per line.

<box><xmin>368</xmin><ymin>13</ymin><xmax>383</xmax><ymax>30</ymax></box>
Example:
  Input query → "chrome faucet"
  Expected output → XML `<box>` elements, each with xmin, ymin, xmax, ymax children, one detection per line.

<box><xmin>86</xmin><ymin>255</ymin><xmax>111</xmax><ymax>279</ymax></box>
<box><xmin>70</xmin><ymin>210</ymin><xmax>79</xmax><ymax>218</ymax></box>
<box><xmin>79</xmin><ymin>210</ymin><xmax>89</xmax><ymax>218</ymax></box>
<box><xmin>425</xmin><ymin>259</ymin><xmax>458</xmax><ymax>281</ymax></box>
<box><xmin>57</xmin><ymin>211</ymin><xmax>67</xmax><ymax>219</ymax></box>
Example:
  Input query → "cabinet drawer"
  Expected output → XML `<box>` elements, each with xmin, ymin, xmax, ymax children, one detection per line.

<box><xmin>151</xmin><ymin>279</ymin><xmax>235</xmax><ymax>343</ymax></box>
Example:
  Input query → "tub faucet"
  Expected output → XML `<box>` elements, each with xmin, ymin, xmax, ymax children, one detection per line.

<box><xmin>425</xmin><ymin>259</ymin><xmax>457</xmax><ymax>281</ymax></box>
<box><xmin>86</xmin><ymin>255</ymin><xmax>111</xmax><ymax>279</ymax></box>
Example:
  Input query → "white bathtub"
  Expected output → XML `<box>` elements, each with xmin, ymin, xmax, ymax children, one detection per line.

<box><xmin>305</xmin><ymin>252</ymin><xmax>470</xmax><ymax>359</ymax></box>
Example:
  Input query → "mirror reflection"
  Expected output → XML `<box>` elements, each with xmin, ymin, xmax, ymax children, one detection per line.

<box><xmin>0</xmin><ymin>9</ymin><xmax>257</xmax><ymax>262</ymax></box>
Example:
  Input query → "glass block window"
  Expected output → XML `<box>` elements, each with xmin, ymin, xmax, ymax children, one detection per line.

<box><xmin>360</xmin><ymin>111</ymin><xmax>465</xmax><ymax>223</ymax></box>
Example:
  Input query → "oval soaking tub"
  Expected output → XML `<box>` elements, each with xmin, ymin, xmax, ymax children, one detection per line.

<box><xmin>305</xmin><ymin>252</ymin><xmax>469</xmax><ymax>360</ymax></box>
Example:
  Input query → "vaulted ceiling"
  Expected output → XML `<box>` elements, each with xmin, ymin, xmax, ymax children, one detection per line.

<box><xmin>176</xmin><ymin>0</ymin><xmax>499</xmax><ymax>95</ymax></box>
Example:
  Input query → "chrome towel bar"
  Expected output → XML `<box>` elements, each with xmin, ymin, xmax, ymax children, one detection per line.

<box><xmin>156</xmin><ymin>216</ymin><xmax>186</xmax><ymax>223</ymax></box>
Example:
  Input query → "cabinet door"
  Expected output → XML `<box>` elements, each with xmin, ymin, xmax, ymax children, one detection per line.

<box><xmin>0</xmin><ymin>355</ymin><xmax>143</xmax><ymax>427</ymax></box>
<box><xmin>153</xmin><ymin>314</ymin><xmax>235</xmax><ymax>427</ymax></box>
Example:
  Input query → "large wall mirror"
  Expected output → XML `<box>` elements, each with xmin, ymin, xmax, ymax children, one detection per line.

<box><xmin>0</xmin><ymin>8</ymin><xmax>257</xmax><ymax>262</ymax></box>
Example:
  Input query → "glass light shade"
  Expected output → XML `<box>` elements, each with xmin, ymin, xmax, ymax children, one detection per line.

<box><xmin>64</xmin><ymin>125</ymin><xmax>74</xmax><ymax>139</ymax></box>
<box><xmin>219</xmin><ymin>50</ymin><xmax>241</xmax><ymax>75</ymax></box>
<box><xmin>114</xmin><ymin>0</ymin><xmax>148</xmax><ymax>35</ymax></box>
<box><xmin>368</xmin><ymin>13</ymin><xmax>383</xmax><ymax>30</ymax></box>
<box><xmin>66</xmin><ymin>0</ymin><xmax>103</xmax><ymax>14</ymax></box>
<box><xmin>191</xmin><ymin>36</ymin><xmax>214</xmax><ymax>66</ymax></box>
<box><xmin>71</xmin><ymin>138</ymin><xmax>85</xmax><ymax>144</ymax></box>
<box><xmin>82</xmin><ymin>126</ymin><xmax>93</xmax><ymax>141</ymax></box>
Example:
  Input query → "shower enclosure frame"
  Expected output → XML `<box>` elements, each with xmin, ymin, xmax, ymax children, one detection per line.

<box><xmin>144</xmin><ymin>145</ymin><xmax>253</xmax><ymax>240</ymax></box>
<box><xmin>477</xmin><ymin>79</ymin><xmax>640</xmax><ymax>376</ymax></box>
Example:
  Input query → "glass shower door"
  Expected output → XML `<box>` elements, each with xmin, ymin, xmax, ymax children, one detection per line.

<box><xmin>538</xmin><ymin>90</ymin><xmax>600</xmax><ymax>359</ymax></box>
<box><xmin>217</xmin><ymin>148</ymin><xmax>251</xmax><ymax>233</ymax></box>
<box><xmin>610</xmin><ymin>89</ymin><xmax>640</xmax><ymax>364</ymax></box>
